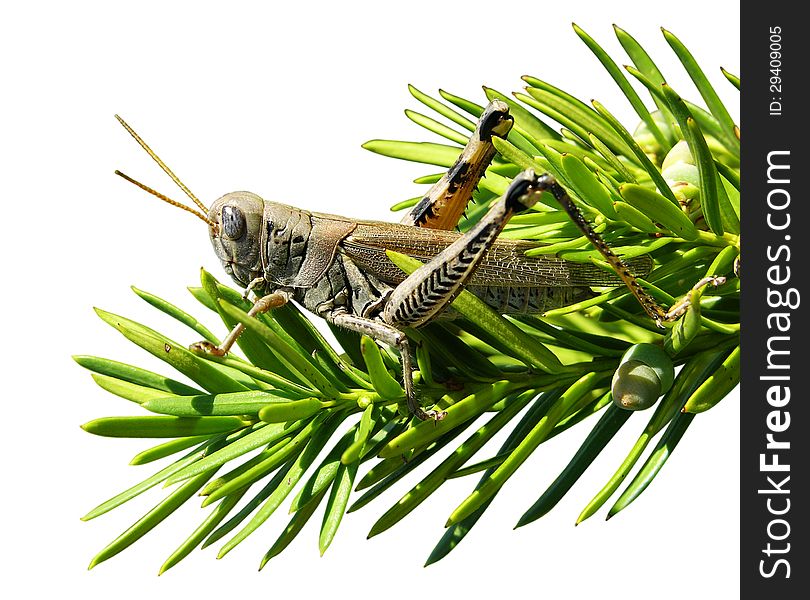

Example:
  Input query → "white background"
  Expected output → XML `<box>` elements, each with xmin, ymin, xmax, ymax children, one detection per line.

<box><xmin>2</xmin><ymin>1</ymin><xmax>740</xmax><ymax>597</ymax></box>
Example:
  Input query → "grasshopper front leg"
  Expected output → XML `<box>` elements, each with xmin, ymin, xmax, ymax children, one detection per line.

<box><xmin>191</xmin><ymin>289</ymin><xmax>291</xmax><ymax>356</ymax></box>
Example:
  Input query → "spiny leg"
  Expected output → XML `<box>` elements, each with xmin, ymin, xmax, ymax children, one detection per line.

<box><xmin>323</xmin><ymin>310</ymin><xmax>445</xmax><ymax>421</ymax></box>
<box><xmin>384</xmin><ymin>170</ymin><xmax>545</xmax><ymax>328</ymax></box>
<box><xmin>401</xmin><ymin>100</ymin><xmax>514</xmax><ymax>231</ymax></box>
<box><xmin>535</xmin><ymin>174</ymin><xmax>725</xmax><ymax>326</ymax></box>
<box><xmin>191</xmin><ymin>290</ymin><xmax>291</xmax><ymax>356</ymax></box>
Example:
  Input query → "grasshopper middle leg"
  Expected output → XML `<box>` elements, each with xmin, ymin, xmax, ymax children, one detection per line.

<box><xmin>322</xmin><ymin>310</ymin><xmax>444</xmax><ymax>421</ymax></box>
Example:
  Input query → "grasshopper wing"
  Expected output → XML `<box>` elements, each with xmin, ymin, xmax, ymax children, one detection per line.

<box><xmin>342</xmin><ymin>222</ymin><xmax>652</xmax><ymax>288</ymax></box>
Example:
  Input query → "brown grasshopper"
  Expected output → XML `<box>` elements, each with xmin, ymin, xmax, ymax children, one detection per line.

<box><xmin>114</xmin><ymin>101</ymin><xmax>716</xmax><ymax>420</ymax></box>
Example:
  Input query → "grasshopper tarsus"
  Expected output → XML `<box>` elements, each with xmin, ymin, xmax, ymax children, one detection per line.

<box><xmin>656</xmin><ymin>275</ymin><xmax>728</xmax><ymax>325</ymax></box>
<box><xmin>190</xmin><ymin>340</ymin><xmax>228</xmax><ymax>357</ymax></box>
<box><xmin>414</xmin><ymin>408</ymin><xmax>448</xmax><ymax>422</ymax></box>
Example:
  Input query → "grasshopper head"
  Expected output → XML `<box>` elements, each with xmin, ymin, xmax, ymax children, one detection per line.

<box><xmin>208</xmin><ymin>192</ymin><xmax>266</xmax><ymax>288</ymax></box>
<box><xmin>114</xmin><ymin>116</ymin><xmax>307</xmax><ymax>291</ymax></box>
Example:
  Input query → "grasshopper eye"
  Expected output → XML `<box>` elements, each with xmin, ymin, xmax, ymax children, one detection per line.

<box><xmin>221</xmin><ymin>205</ymin><xmax>246</xmax><ymax>239</ymax></box>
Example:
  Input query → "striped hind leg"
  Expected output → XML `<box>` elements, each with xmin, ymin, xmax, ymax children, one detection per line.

<box><xmin>401</xmin><ymin>100</ymin><xmax>513</xmax><ymax>231</ymax></box>
<box><xmin>384</xmin><ymin>171</ymin><xmax>545</xmax><ymax>329</ymax></box>
<box><xmin>536</xmin><ymin>174</ymin><xmax>725</xmax><ymax>326</ymax></box>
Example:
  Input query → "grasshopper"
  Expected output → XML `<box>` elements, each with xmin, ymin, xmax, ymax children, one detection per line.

<box><xmin>114</xmin><ymin>101</ymin><xmax>719</xmax><ymax>420</ymax></box>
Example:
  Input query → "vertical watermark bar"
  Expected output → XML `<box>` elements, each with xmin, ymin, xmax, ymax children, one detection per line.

<box><xmin>741</xmin><ymin>6</ymin><xmax>806</xmax><ymax>598</ymax></box>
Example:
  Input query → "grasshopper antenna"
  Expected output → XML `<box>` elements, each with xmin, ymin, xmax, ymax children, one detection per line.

<box><xmin>114</xmin><ymin>114</ymin><xmax>209</xmax><ymax>215</ymax></box>
<box><xmin>114</xmin><ymin>169</ymin><xmax>218</xmax><ymax>230</ymax></box>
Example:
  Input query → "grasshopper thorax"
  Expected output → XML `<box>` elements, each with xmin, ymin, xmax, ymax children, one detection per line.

<box><xmin>208</xmin><ymin>192</ymin><xmax>266</xmax><ymax>288</ymax></box>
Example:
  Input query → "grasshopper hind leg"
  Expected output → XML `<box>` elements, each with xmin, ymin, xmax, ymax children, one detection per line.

<box><xmin>402</xmin><ymin>99</ymin><xmax>514</xmax><ymax>231</ymax></box>
<box><xmin>384</xmin><ymin>171</ymin><xmax>546</xmax><ymax>328</ymax></box>
<box><xmin>536</xmin><ymin>174</ymin><xmax>726</xmax><ymax>325</ymax></box>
